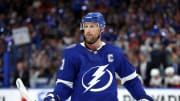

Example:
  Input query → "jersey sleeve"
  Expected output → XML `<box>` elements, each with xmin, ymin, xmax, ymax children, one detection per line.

<box><xmin>115</xmin><ymin>49</ymin><xmax>153</xmax><ymax>101</ymax></box>
<box><xmin>53</xmin><ymin>49</ymin><xmax>79</xmax><ymax>100</ymax></box>
<box><xmin>115</xmin><ymin>49</ymin><xmax>137</xmax><ymax>84</ymax></box>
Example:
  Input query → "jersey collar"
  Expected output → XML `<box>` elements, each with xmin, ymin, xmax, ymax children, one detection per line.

<box><xmin>80</xmin><ymin>42</ymin><xmax>106</xmax><ymax>51</ymax></box>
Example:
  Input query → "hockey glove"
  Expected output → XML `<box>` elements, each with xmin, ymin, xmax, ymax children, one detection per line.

<box><xmin>44</xmin><ymin>92</ymin><xmax>60</xmax><ymax>101</ymax></box>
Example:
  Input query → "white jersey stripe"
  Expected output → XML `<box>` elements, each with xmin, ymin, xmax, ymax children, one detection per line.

<box><xmin>56</xmin><ymin>79</ymin><xmax>73</xmax><ymax>89</ymax></box>
<box><xmin>121</xmin><ymin>71</ymin><xmax>137</xmax><ymax>84</ymax></box>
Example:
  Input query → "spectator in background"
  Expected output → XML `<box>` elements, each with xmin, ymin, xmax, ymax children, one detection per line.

<box><xmin>137</xmin><ymin>53</ymin><xmax>152</xmax><ymax>87</ymax></box>
<box><xmin>101</xmin><ymin>25</ymin><xmax>117</xmax><ymax>44</ymax></box>
<box><xmin>30</xmin><ymin>55</ymin><xmax>59</xmax><ymax>88</ymax></box>
<box><xmin>164</xmin><ymin>67</ymin><xmax>180</xmax><ymax>88</ymax></box>
<box><xmin>150</xmin><ymin>41</ymin><xmax>168</xmax><ymax>70</ymax></box>
<box><xmin>62</xmin><ymin>31</ymin><xmax>74</xmax><ymax>45</ymax></box>
<box><xmin>0</xmin><ymin>38</ymin><xmax>5</xmax><ymax>57</ymax></box>
<box><xmin>115</xmin><ymin>27</ymin><xmax>129</xmax><ymax>53</ymax></box>
<box><xmin>29</xmin><ymin>66</ymin><xmax>39</xmax><ymax>88</ymax></box>
<box><xmin>176</xmin><ymin>34</ymin><xmax>180</xmax><ymax>75</ymax></box>
<box><xmin>0</xmin><ymin>58</ymin><xmax>3</xmax><ymax>87</ymax></box>
<box><xmin>173</xmin><ymin>10</ymin><xmax>180</xmax><ymax>33</ymax></box>
<box><xmin>149</xmin><ymin>68</ymin><xmax>163</xmax><ymax>88</ymax></box>
<box><xmin>13</xmin><ymin>61</ymin><xmax>30</xmax><ymax>87</ymax></box>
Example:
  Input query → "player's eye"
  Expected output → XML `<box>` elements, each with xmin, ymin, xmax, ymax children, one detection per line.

<box><xmin>84</xmin><ymin>24</ymin><xmax>98</xmax><ymax>29</ymax></box>
<box><xmin>84</xmin><ymin>25</ymin><xmax>89</xmax><ymax>28</ymax></box>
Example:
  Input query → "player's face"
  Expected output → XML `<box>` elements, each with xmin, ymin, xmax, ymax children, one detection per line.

<box><xmin>83</xmin><ymin>22</ymin><xmax>101</xmax><ymax>44</ymax></box>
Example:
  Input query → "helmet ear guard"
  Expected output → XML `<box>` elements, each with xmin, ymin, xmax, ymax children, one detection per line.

<box><xmin>80</xmin><ymin>12</ymin><xmax>106</xmax><ymax>30</ymax></box>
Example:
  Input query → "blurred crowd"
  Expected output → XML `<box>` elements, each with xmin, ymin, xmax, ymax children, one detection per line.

<box><xmin>0</xmin><ymin>0</ymin><xmax>179</xmax><ymax>88</ymax></box>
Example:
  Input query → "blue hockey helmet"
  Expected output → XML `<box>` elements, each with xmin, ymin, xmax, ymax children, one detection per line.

<box><xmin>80</xmin><ymin>12</ymin><xmax>106</xmax><ymax>30</ymax></box>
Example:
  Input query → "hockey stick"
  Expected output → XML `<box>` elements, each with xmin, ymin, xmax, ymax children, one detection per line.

<box><xmin>16</xmin><ymin>78</ymin><xmax>36</xmax><ymax>101</ymax></box>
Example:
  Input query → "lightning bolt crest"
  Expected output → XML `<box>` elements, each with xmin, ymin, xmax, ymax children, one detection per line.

<box><xmin>84</xmin><ymin>64</ymin><xmax>109</xmax><ymax>93</ymax></box>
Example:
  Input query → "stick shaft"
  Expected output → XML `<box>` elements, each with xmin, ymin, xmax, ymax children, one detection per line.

<box><xmin>16</xmin><ymin>78</ymin><xmax>36</xmax><ymax>101</ymax></box>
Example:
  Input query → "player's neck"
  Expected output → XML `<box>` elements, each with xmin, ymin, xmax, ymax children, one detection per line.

<box><xmin>85</xmin><ymin>40</ymin><xmax>103</xmax><ymax>51</ymax></box>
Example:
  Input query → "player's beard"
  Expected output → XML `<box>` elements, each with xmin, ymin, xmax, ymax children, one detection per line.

<box><xmin>83</xmin><ymin>33</ymin><xmax>101</xmax><ymax>44</ymax></box>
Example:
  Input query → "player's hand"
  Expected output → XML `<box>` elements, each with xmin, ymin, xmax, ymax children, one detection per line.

<box><xmin>44</xmin><ymin>92</ymin><xmax>60</xmax><ymax>101</ymax></box>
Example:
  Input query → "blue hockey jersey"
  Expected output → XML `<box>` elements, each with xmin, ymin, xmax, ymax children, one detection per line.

<box><xmin>53</xmin><ymin>42</ymin><xmax>146</xmax><ymax>101</ymax></box>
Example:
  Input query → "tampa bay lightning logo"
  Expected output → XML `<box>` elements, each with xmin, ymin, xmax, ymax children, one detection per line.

<box><xmin>82</xmin><ymin>64</ymin><xmax>113</xmax><ymax>93</ymax></box>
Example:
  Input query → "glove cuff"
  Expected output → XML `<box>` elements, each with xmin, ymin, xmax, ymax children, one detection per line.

<box><xmin>46</xmin><ymin>92</ymin><xmax>61</xmax><ymax>101</ymax></box>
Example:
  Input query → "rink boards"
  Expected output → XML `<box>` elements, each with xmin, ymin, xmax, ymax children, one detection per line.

<box><xmin>0</xmin><ymin>88</ymin><xmax>180</xmax><ymax>101</ymax></box>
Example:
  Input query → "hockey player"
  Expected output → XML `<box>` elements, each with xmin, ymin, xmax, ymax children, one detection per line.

<box><xmin>44</xmin><ymin>12</ymin><xmax>153</xmax><ymax>101</ymax></box>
